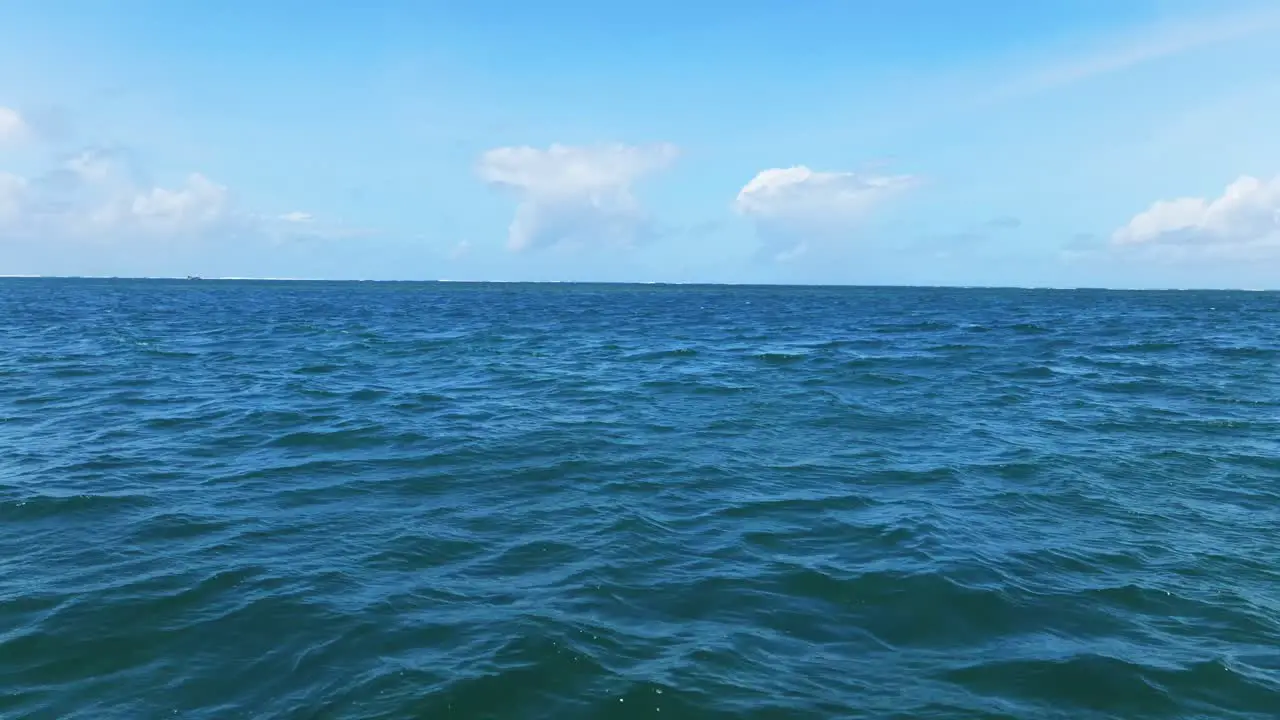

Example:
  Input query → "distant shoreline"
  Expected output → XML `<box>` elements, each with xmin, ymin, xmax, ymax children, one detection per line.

<box><xmin>0</xmin><ymin>275</ymin><xmax>1273</xmax><ymax>292</ymax></box>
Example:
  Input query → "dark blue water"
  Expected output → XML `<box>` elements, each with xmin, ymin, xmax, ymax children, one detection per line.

<box><xmin>2</xmin><ymin>279</ymin><xmax>1278</xmax><ymax>719</ymax></box>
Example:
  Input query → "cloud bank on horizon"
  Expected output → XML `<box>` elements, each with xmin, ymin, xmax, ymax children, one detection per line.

<box><xmin>4</xmin><ymin>1</ymin><xmax>1280</xmax><ymax>287</ymax></box>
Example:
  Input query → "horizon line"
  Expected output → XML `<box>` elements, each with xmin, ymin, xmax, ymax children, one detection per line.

<box><xmin>0</xmin><ymin>274</ymin><xmax>1273</xmax><ymax>292</ymax></box>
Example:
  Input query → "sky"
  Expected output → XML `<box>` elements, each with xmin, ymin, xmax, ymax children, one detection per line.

<box><xmin>3</xmin><ymin>0</ymin><xmax>1280</xmax><ymax>288</ymax></box>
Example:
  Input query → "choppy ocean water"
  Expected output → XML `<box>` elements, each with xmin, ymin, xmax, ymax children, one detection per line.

<box><xmin>1</xmin><ymin>278</ymin><xmax>1278</xmax><ymax>719</ymax></box>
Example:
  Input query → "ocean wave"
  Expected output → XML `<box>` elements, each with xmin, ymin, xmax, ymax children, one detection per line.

<box><xmin>2</xmin><ymin>280</ymin><xmax>1278</xmax><ymax>718</ymax></box>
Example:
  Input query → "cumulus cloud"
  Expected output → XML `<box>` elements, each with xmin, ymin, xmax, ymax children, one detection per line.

<box><xmin>734</xmin><ymin>166</ymin><xmax>916</xmax><ymax>261</ymax></box>
<box><xmin>1112</xmin><ymin>175</ymin><xmax>1280</xmax><ymax>258</ymax></box>
<box><xmin>477</xmin><ymin>142</ymin><xmax>678</xmax><ymax>251</ymax></box>
<box><xmin>0</xmin><ymin>107</ymin><xmax>27</xmax><ymax>145</ymax></box>
<box><xmin>0</xmin><ymin>149</ymin><xmax>234</xmax><ymax>240</ymax></box>
<box><xmin>101</xmin><ymin>174</ymin><xmax>230</xmax><ymax>236</ymax></box>
<box><xmin>0</xmin><ymin>145</ymin><xmax>359</xmax><ymax>250</ymax></box>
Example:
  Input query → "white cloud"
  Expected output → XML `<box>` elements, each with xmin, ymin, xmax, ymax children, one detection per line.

<box><xmin>31</xmin><ymin>150</ymin><xmax>233</xmax><ymax>238</ymax></box>
<box><xmin>735</xmin><ymin>166</ymin><xmax>915</xmax><ymax>220</ymax></box>
<box><xmin>734</xmin><ymin>166</ymin><xmax>916</xmax><ymax>261</ymax></box>
<box><xmin>0</xmin><ymin>148</ymin><xmax>306</xmax><ymax>246</ymax></box>
<box><xmin>0</xmin><ymin>107</ymin><xmax>27</xmax><ymax>145</ymax></box>
<box><xmin>2</xmin><ymin>146</ymin><xmax>364</xmax><ymax>250</ymax></box>
<box><xmin>477</xmin><ymin>142</ymin><xmax>678</xmax><ymax>251</ymax></box>
<box><xmin>127</xmin><ymin>174</ymin><xmax>230</xmax><ymax>233</ymax></box>
<box><xmin>0</xmin><ymin>110</ymin><xmax>370</xmax><ymax>278</ymax></box>
<box><xmin>1112</xmin><ymin>175</ymin><xmax>1280</xmax><ymax>257</ymax></box>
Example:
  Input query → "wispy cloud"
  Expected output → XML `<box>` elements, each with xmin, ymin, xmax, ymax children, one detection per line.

<box><xmin>989</xmin><ymin>7</ymin><xmax>1280</xmax><ymax>101</ymax></box>
<box><xmin>912</xmin><ymin>216</ymin><xmax>1022</xmax><ymax>256</ymax></box>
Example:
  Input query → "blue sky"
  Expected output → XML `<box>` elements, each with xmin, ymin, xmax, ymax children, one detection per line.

<box><xmin>3</xmin><ymin>0</ymin><xmax>1280</xmax><ymax>287</ymax></box>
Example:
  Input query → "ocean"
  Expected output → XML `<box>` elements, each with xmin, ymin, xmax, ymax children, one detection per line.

<box><xmin>1</xmin><ymin>278</ymin><xmax>1277</xmax><ymax>719</ymax></box>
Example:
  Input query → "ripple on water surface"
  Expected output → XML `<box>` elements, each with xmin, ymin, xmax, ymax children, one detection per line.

<box><xmin>1</xmin><ymin>279</ymin><xmax>1279</xmax><ymax>719</ymax></box>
